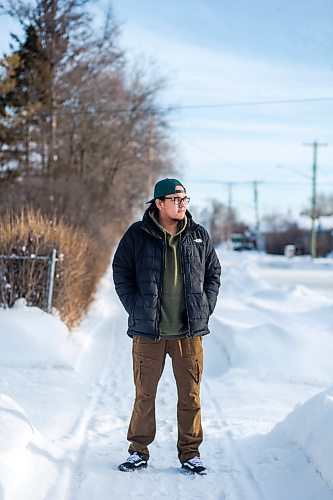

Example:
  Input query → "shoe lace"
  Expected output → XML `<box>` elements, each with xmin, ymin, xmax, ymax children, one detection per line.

<box><xmin>127</xmin><ymin>452</ymin><xmax>143</xmax><ymax>463</ymax></box>
<box><xmin>189</xmin><ymin>456</ymin><xmax>203</xmax><ymax>467</ymax></box>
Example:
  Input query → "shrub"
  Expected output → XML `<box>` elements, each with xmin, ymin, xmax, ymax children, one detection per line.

<box><xmin>0</xmin><ymin>209</ymin><xmax>108</xmax><ymax>328</ymax></box>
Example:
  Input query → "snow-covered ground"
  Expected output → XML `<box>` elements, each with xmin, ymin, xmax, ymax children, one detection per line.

<box><xmin>1</xmin><ymin>251</ymin><xmax>333</xmax><ymax>500</ymax></box>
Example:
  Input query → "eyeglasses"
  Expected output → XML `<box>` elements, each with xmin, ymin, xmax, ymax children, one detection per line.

<box><xmin>164</xmin><ymin>196</ymin><xmax>190</xmax><ymax>205</ymax></box>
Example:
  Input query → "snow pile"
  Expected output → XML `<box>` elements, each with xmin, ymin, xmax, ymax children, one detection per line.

<box><xmin>229</xmin><ymin>317</ymin><xmax>333</xmax><ymax>384</ymax></box>
<box><xmin>0</xmin><ymin>299</ymin><xmax>77</xmax><ymax>368</ymax></box>
<box><xmin>280</xmin><ymin>386</ymin><xmax>333</xmax><ymax>489</ymax></box>
<box><xmin>216</xmin><ymin>252</ymin><xmax>333</xmax><ymax>385</ymax></box>
<box><xmin>0</xmin><ymin>299</ymin><xmax>79</xmax><ymax>466</ymax></box>
<box><xmin>0</xmin><ymin>394</ymin><xmax>35</xmax><ymax>500</ymax></box>
<box><xmin>220</xmin><ymin>256</ymin><xmax>271</xmax><ymax>295</ymax></box>
<box><xmin>0</xmin><ymin>394</ymin><xmax>34</xmax><ymax>454</ymax></box>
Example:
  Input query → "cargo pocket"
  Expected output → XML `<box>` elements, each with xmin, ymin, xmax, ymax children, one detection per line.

<box><xmin>180</xmin><ymin>353</ymin><xmax>203</xmax><ymax>387</ymax></box>
<box><xmin>188</xmin><ymin>358</ymin><xmax>202</xmax><ymax>384</ymax></box>
<box><xmin>138</xmin><ymin>359</ymin><xmax>154</xmax><ymax>386</ymax></box>
<box><xmin>132</xmin><ymin>351</ymin><xmax>162</xmax><ymax>399</ymax></box>
<box><xmin>133</xmin><ymin>353</ymin><xmax>153</xmax><ymax>384</ymax></box>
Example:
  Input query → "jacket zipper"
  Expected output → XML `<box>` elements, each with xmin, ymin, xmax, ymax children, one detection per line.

<box><xmin>154</xmin><ymin>238</ymin><xmax>165</xmax><ymax>340</ymax></box>
<box><xmin>181</xmin><ymin>242</ymin><xmax>192</xmax><ymax>338</ymax></box>
<box><xmin>141</xmin><ymin>220</ymin><xmax>196</xmax><ymax>340</ymax></box>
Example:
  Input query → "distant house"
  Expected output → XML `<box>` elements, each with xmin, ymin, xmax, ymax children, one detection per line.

<box><xmin>262</xmin><ymin>215</ymin><xmax>333</xmax><ymax>257</ymax></box>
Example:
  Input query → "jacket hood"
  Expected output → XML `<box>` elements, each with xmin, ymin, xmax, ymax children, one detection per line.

<box><xmin>141</xmin><ymin>204</ymin><xmax>198</xmax><ymax>238</ymax></box>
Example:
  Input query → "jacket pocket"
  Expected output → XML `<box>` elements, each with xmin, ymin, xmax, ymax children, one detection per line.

<box><xmin>202</xmin><ymin>291</ymin><xmax>212</xmax><ymax>315</ymax></box>
<box><xmin>128</xmin><ymin>293</ymin><xmax>138</xmax><ymax>326</ymax></box>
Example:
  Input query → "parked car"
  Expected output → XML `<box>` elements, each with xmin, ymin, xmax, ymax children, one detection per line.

<box><xmin>230</xmin><ymin>233</ymin><xmax>256</xmax><ymax>251</ymax></box>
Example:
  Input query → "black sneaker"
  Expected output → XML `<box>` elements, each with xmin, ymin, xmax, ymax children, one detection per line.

<box><xmin>118</xmin><ymin>452</ymin><xmax>148</xmax><ymax>472</ymax></box>
<box><xmin>181</xmin><ymin>456</ymin><xmax>207</xmax><ymax>475</ymax></box>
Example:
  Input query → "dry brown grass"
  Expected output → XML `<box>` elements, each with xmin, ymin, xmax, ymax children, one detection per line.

<box><xmin>0</xmin><ymin>208</ymin><xmax>109</xmax><ymax>328</ymax></box>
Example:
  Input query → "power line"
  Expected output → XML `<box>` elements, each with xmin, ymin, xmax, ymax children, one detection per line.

<box><xmin>318</xmin><ymin>166</ymin><xmax>333</xmax><ymax>177</ymax></box>
<box><xmin>169</xmin><ymin>96</ymin><xmax>333</xmax><ymax>111</ymax></box>
<box><xmin>262</xmin><ymin>181</ymin><xmax>333</xmax><ymax>186</ymax></box>
<box><xmin>190</xmin><ymin>178</ymin><xmax>264</xmax><ymax>234</ymax></box>
<box><xmin>177</xmin><ymin>133</ymin><xmax>265</xmax><ymax>176</ymax></box>
<box><xmin>277</xmin><ymin>164</ymin><xmax>310</xmax><ymax>179</ymax></box>
<box><xmin>277</xmin><ymin>163</ymin><xmax>333</xmax><ymax>182</ymax></box>
<box><xmin>2</xmin><ymin>96</ymin><xmax>333</xmax><ymax>120</ymax></box>
<box><xmin>188</xmin><ymin>179</ymin><xmax>333</xmax><ymax>186</ymax></box>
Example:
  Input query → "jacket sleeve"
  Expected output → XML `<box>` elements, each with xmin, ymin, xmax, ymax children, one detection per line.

<box><xmin>203</xmin><ymin>232</ymin><xmax>221</xmax><ymax>315</ymax></box>
<box><xmin>112</xmin><ymin>226</ymin><xmax>138</xmax><ymax>315</ymax></box>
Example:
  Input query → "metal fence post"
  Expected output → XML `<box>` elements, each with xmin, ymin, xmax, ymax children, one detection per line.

<box><xmin>46</xmin><ymin>248</ymin><xmax>57</xmax><ymax>313</ymax></box>
<box><xmin>0</xmin><ymin>259</ymin><xmax>8</xmax><ymax>309</ymax></box>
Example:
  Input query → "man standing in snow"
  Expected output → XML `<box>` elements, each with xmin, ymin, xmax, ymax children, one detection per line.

<box><xmin>112</xmin><ymin>178</ymin><xmax>221</xmax><ymax>475</ymax></box>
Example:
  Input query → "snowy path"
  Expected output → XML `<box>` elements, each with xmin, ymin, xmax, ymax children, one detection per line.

<box><xmin>43</xmin><ymin>291</ymin><xmax>333</xmax><ymax>499</ymax></box>
<box><xmin>1</xmin><ymin>252</ymin><xmax>333</xmax><ymax>499</ymax></box>
<box><xmin>42</xmin><ymin>308</ymin><xmax>332</xmax><ymax>500</ymax></box>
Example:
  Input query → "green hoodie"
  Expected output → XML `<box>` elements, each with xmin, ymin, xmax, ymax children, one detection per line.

<box><xmin>149</xmin><ymin>211</ymin><xmax>189</xmax><ymax>339</ymax></box>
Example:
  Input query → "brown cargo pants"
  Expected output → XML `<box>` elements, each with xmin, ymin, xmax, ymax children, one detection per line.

<box><xmin>127</xmin><ymin>335</ymin><xmax>203</xmax><ymax>464</ymax></box>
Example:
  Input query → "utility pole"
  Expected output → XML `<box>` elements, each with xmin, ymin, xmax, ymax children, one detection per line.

<box><xmin>303</xmin><ymin>141</ymin><xmax>327</xmax><ymax>259</ymax></box>
<box><xmin>253</xmin><ymin>181</ymin><xmax>263</xmax><ymax>250</ymax></box>
<box><xmin>253</xmin><ymin>181</ymin><xmax>260</xmax><ymax>234</ymax></box>
<box><xmin>227</xmin><ymin>182</ymin><xmax>233</xmax><ymax>217</ymax></box>
<box><xmin>226</xmin><ymin>182</ymin><xmax>235</xmax><ymax>246</ymax></box>
<box><xmin>190</xmin><ymin>179</ymin><xmax>264</xmax><ymax>246</ymax></box>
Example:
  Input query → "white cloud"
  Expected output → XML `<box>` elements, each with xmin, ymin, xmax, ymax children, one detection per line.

<box><xmin>1</xmin><ymin>2</ymin><xmax>332</xmax><ymax>223</ymax></box>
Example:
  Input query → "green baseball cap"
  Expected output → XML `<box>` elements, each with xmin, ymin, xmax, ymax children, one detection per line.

<box><xmin>147</xmin><ymin>178</ymin><xmax>186</xmax><ymax>203</ymax></box>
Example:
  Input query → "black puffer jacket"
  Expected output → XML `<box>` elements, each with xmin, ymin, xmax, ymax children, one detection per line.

<box><xmin>112</xmin><ymin>206</ymin><xmax>221</xmax><ymax>339</ymax></box>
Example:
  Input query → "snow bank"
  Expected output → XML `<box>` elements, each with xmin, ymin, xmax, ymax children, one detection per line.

<box><xmin>0</xmin><ymin>394</ymin><xmax>36</xmax><ymax>500</ymax></box>
<box><xmin>0</xmin><ymin>300</ymin><xmax>85</xmax><ymax>500</ymax></box>
<box><xmin>0</xmin><ymin>394</ymin><xmax>34</xmax><ymax>455</ymax></box>
<box><xmin>221</xmin><ymin>256</ymin><xmax>271</xmax><ymax>296</ymax></box>
<box><xmin>230</xmin><ymin>320</ymin><xmax>333</xmax><ymax>384</ymax></box>
<box><xmin>215</xmin><ymin>251</ymin><xmax>333</xmax><ymax>385</ymax></box>
<box><xmin>280</xmin><ymin>387</ymin><xmax>333</xmax><ymax>489</ymax></box>
<box><xmin>0</xmin><ymin>299</ymin><xmax>78</xmax><ymax>368</ymax></box>
<box><xmin>0</xmin><ymin>250</ymin><xmax>332</xmax><ymax>499</ymax></box>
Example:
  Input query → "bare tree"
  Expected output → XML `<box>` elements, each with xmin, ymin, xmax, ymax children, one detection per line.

<box><xmin>301</xmin><ymin>192</ymin><xmax>333</xmax><ymax>217</ymax></box>
<box><xmin>0</xmin><ymin>0</ymin><xmax>175</xmax><ymax>246</ymax></box>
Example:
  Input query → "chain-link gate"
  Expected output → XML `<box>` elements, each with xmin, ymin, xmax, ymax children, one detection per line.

<box><xmin>0</xmin><ymin>249</ymin><xmax>57</xmax><ymax>313</ymax></box>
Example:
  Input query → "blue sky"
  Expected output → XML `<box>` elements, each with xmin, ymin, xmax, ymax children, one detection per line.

<box><xmin>1</xmin><ymin>0</ymin><xmax>332</xmax><ymax>224</ymax></box>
